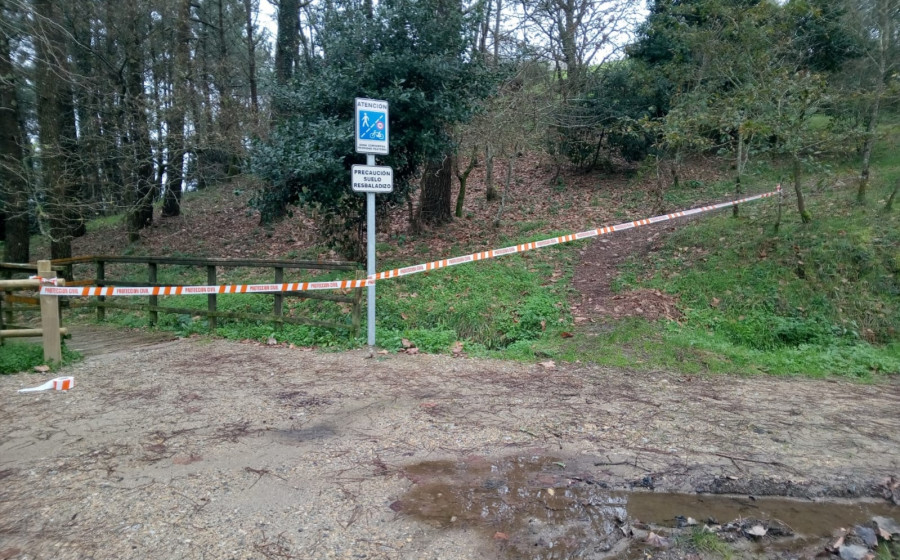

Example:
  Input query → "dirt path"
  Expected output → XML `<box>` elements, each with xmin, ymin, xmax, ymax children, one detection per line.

<box><xmin>0</xmin><ymin>334</ymin><xmax>897</xmax><ymax>559</ymax></box>
<box><xmin>572</xmin><ymin>220</ymin><xmax>683</xmax><ymax>322</ymax></box>
<box><xmin>65</xmin><ymin>325</ymin><xmax>178</xmax><ymax>357</ymax></box>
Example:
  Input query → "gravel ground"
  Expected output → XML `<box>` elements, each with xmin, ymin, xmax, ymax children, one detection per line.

<box><xmin>0</xmin><ymin>336</ymin><xmax>898</xmax><ymax>559</ymax></box>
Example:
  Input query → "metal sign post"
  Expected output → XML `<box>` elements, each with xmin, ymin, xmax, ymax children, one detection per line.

<box><xmin>366</xmin><ymin>158</ymin><xmax>376</xmax><ymax>348</ymax></box>
<box><xmin>354</xmin><ymin>98</ymin><xmax>391</xmax><ymax>348</ymax></box>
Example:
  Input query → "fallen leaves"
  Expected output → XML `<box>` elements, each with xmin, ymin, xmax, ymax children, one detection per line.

<box><xmin>873</xmin><ymin>516</ymin><xmax>900</xmax><ymax>537</ymax></box>
<box><xmin>539</xmin><ymin>360</ymin><xmax>556</xmax><ymax>369</ymax></box>
<box><xmin>400</xmin><ymin>339</ymin><xmax>419</xmax><ymax>355</ymax></box>
<box><xmin>33</xmin><ymin>365</ymin><xmax>50</xmax><ymax>373</ymax></box>
<box><xmin>645</xmin><ymin>532</ymin><xmax>672</xmax><ymax>548</ymax></box>
<box><xmin>879</xmin><ymin>476</ymin><xmax>900</xmax><ymax>505</ymax></box>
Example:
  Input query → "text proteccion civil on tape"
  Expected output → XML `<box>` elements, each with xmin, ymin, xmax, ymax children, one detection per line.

<box><xmin>40</xmin><ymin>187</ymin><xmax>780</xmax><ymax>297</ymax></box>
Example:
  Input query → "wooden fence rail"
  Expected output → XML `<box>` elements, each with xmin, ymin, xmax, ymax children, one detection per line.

<box><xmin>3</xmin><ymin>255</ymin><xmax>363</xmax><ymax>335</ymax></box>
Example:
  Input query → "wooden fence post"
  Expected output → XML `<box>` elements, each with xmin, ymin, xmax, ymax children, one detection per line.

<box><xmin>96</xmin><ymin>260</ymin><xmax>105</xmax><ymax>321</ymax></box>
<box><xmin>207</xmin><ymin>265</ymin><xmax>217</xmax><ymax>330</ymax></box>
<box><xmin>148</xmin><ymin>262</ymin><xmax>158</xmax><ymax>326</ymax></box>
<box><xmin>38</xmin><ymin>260</ymin><xmax>62</xmax><ymax>364</ymax></box>
<box><xmin>274</xmin><ymin>267</ymin><xmax>284</xmax><ymax>330</ymax></box>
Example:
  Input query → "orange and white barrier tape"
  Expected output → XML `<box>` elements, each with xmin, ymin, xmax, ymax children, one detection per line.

<box><xmin>29</xmin><ymin>275</ymin><xmax>59</xmax><ymax>285</ymax></box>
<box><xmin>18</xmin><ymin>376</ymin><xmax>74</xmax><ymax>393</ymax></box>
<box><xmin>40</xmin><ymin>279</ymin><xmax>370</xmax><ymax>297</ymax></box>
<box><xmin>371</xmin><ymin>186</ymin><xmax>781</xmax><ymax>282</ymax></box>
<box><xmin>40</xmin><ymin>187</ymin><xmax>779</xmax><ymax>297</ymax></box>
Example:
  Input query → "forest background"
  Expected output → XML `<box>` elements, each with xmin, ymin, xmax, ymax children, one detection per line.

<box><xmin>0</xmin><ymin>0</ymin><xmax>898</xmax><ymax>376</ymax></box>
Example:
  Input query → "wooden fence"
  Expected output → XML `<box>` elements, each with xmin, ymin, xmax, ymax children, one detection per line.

<box><xmin>0</xmin><ymin>260</ymin><xmax>66</xmax><ymax>362</ymax></box>
<box><xmin>1</xmin><ymin>256</ymin><xmax>363</xmax><ymax>336</ymax></box>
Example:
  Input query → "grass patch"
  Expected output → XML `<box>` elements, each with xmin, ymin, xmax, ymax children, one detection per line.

<box><xmin>876</xmin><ymin>540</ymin><xmax>900</xmax><ymax>560</ymax></box>
<box><xmin>83</xmin><ymin>231</ymin><xmax>579</xmax><ymax>355</ymax></box>
<box><xmin>596</xmin><ymin>146</ymin><xmax>900</xmax><ymax>377</ymax></box>
<box><xmin>0</xmin><ymin>342</ymin><xmax>82</xmax><ymax>374</ymax></box>
<box><xmin>89</xmin><ymin>263</ymin><xmax>365</xmax><ymax>349</ymax></box>
<box><xmin>538</xmin><ymin>119</ymin><xmax>900</xmax><ymax>377</ymax></box>
<box><xmin>684</xmin><ymin>528</ymin><xmax>734</xmax><ymax>559</ymax></box>
<box><xmin>375</xmin><ymin>237</ymin><xmax>579</xmax><ymax>353</ymax></box>
<box><xmin>85</xmin><ymin>213</ymin><xmax>123</xmax><ymax>233</ymax></box>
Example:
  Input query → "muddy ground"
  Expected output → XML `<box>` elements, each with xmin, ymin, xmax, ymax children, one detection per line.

<box><xmin>1</xmin><ymin>335</ymin><xmax>898</xmax><ymax>559</ymax></box>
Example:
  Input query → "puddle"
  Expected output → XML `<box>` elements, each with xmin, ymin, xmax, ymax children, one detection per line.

<box><xmin>396</xmin><ymin>455</ymin><xmax>899</xmax><ymax>559</ymax></box>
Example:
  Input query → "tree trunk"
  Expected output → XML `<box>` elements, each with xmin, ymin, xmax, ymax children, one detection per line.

<box><xmin>124</xmin><ymin>7</ymin><xmax>154</xmax><ymax>241</ymax></box>
<box><xmin>0</xmin><ymin>18</ymin><xmax>29</xmax><ymax>264</ymax></box>
<box><xmin>71</xmin><ymin>3</ymin><xmax>101</xmax><ymax>216</ymax></box>
<box><xmin>275</xmin><ymin>0</ymin><xmax>299</xmax><ymax>86</ymax></box>
<box><xmin>792</xmin><ymin>155</ymin><xmax>811</xmax><ymax>224</ymax></box>
<box><xmin>419</xmin><ymin>155</ymin><xmax>453</xmax><ymax>226</ymax></box>
<box><xmin>859</xmin><ymin>0</ymin><xmax>891</xmax><ymax>204</ymax></box>
<box><xmin>485</xmin><ymin>144</ymin><xmax>497</xmax><ymax>201</ymax></box>
<box><xmin>885</xmin><ymin>179</ymin><xmax>897</xmax><ymax>212</ymax></box>
<box><xmin>478</xmin><ymin>0</ymin><xmax>491</xmax><ymax>56</ymax></box>
<box><xmin>492</xmin><ymin>0</ymin><xmax>502</xmax><ymax>62</ymax></box>
<box><xmin>454</xmin><ymin>146</ymin><xmax>478</xmax><ymax>218</ymax></box>
<box><xmin>215</xmin><ymin>0</ymin><xmax>237</xmax><ymax>169</ymax></box>
<box><xmin>243</xmin><ymin>0</ymin><xmax>259</xmax><ymax>114</ymax></box>
<box><xmin>559</xmin><ymin>5</ymin><xmax>581</xmax><ymax>95</ymax></box>
<box><xmin>102</xmin><ymin>0</ymin><xmax>125</xmax><ymax>211</ymax></box>
<box><xmin>652</xmin><ymin>157</ymin><xmax>667</xmax><ymax>215</ymax></box>
<box><xmin>493</xmin><ymin>154</ymin><xmax>514</xmax><ymax>227</ymax></box>
<box><xmin>163</xmin><ymin>0</ymin><xmax>191</xmax><ymax>218</ymax></box>
<box><xmin>857</xmin><ymin>79</ymin><xmax>883</xmax><ymax>204</ymax></box>
<box><xmin>34</xmin><ymin>0</ymin><xmax>73</xmax><ymax>259</ymax></box>
<box><xmin>59</xmin><ymin>78</ymin><xmax>84</xmax><ymax>242</ymax></box>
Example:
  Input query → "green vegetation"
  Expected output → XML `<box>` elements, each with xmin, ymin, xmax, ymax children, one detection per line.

<box><xmin>79</xmin><ymin>130</ymin><xmax>899</xmax><ymax>378</ymax></box>
<box><xmin>89</xmin><ymin>233</ymin><xmax>577</xmax><ymax>355</ymax></box>
<box><xmin>375</xmin><ymin>246</ymin><xmax>575</xmax><ymax>353</ymax></box>
<box><xmin>684</xmin><ymin>528</ymin><xmax>734</xmax><ymax>559</ymax></box>
<box><xmin>0</xmin><ymin>342</ymin><xmax>82</xmax><ymax>375</ymax></box>
<box><xmin>876</xmin><ymin>539</ymin><xmax>900</xmax><ymax>560</ymax></box>
<box><xmin>536</xmin><ymin>182</ymin><xmax>898</xmax><ymax>377</ymax></box>
<box><xmin>81</xmin><ymin>261</ymin><xmax>363</xmax><ymax>350</ymax></box>
<box><xmin>250</xmin><ymin>0</ymin><xmax>495</xmax><ymax>256</ymax></box>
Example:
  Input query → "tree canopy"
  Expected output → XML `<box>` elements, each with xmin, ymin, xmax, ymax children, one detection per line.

<box><xmin>250</xmin><ymin>0</ymin><xmax>496</xmax><ymax>254</ymax></box>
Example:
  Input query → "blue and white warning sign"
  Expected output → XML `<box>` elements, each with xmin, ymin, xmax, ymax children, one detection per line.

<box><xmin>355</xmin><ymin>98</ymin><xmax>389</xmax><ymax>155</ymax></box>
